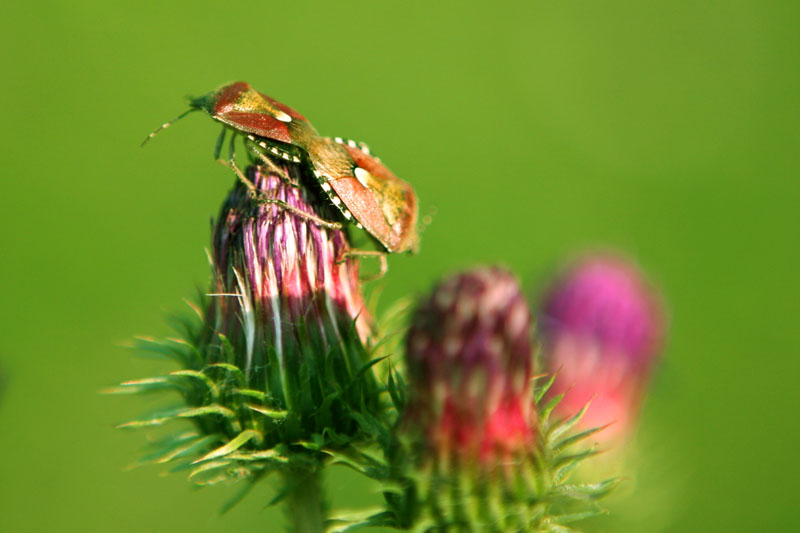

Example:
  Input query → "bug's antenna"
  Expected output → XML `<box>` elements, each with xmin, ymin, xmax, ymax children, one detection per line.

<box><xmin>141</xmin><ymin>108</ymin><xmax>199</xmax><ymax>147</ymax></box>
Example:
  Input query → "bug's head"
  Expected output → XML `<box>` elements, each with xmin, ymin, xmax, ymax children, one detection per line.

<box><xmin>190</xmin><ymin>81</ymin><xmax>252</xmax><ymax>115</ymax></box>
<box><xmin>187</xmin><ymin>92</ymin><xmax>214</xmax><ymax>114</ymax></box>
<box><xmin>141</xmin><ymin>82</ymin><xmax>250</xmax><ymax>147</ymax></box>
<box><xmin>188</xmin><ymin>82</ymin><xmax>238</xmax><ymax>114</ymax></box>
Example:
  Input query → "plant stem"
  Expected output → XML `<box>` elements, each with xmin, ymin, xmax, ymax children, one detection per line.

<box><xmin>285</xmin><ymin>469</ymin><xmax>325</xmax><ymax>533</ymax></box>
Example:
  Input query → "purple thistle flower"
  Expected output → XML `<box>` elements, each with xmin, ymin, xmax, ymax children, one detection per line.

<box><xmin>111</xmin><ymin>160</ymin><xmax>383</xmax><ymax>508</ymax></box>
<box><xmin>206</xmin><ymin>164</ymin><xmax>373</xmax><ymax>419</ymax></box>
<box><xmin>540</xmin><ymin>253</ymin><xmax>665</xmax><ymax>442</ymax></box>
<box><xmin>405</xmin><ymin>267</ymin><xmax>536</xmax><ymax>465</ymax></box>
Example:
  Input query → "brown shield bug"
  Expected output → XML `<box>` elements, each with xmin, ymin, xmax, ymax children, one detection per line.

<box><xmin>146</xmin><ymin>82</ymin><xmax>419</xmax><ymax>254</ymax></box>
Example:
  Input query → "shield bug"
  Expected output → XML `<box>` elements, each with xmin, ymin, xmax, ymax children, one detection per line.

<box><xmin>156</xmin><ymin>81</ymin><xmax>420</xmax><ymax>254</ymax></box>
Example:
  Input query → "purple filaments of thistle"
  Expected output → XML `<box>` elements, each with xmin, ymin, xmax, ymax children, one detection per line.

<box><xmin>539</xmin><ymin>254</ymin><xmax>665</xmax><ymax>443</ymax></box>
<box><xmin>209</xmin><ymin>165</ymin><xmax>370</xmax><ymax>382</ymax></box>
<box><xmin>406</xmin><ymin>267</ymin><xmax>536</xmax><ymax>465</ymax></box>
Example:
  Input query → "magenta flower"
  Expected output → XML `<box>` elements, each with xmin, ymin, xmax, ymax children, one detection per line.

<box><xmin>539</xmin><ymin>253</ymin><xmax>665</xmax><ymax>443</ymax></box>
<box><xmin>111</xmin><ymin>160</ymin><xmax>386</xmax><ymax>532</ymax></box>
<box><xmin>405</xmin><ymin>267</ymin><xmax>535</xmax><ymax>465</ymax></box>
<box><xmin>209</xmin><ymin>165</ymin><xmax>372</xmax><ymax>383</ymax></box>
<box><xmin>119</xmin><ymin>162</ymin><xmax>381</xmax><ymax>457</ymax></box>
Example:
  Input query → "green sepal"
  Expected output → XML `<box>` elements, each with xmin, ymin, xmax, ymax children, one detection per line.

<box><xmin>552</xmin><ymin>424</ymin><xmax>611</xmax><ymax>455</ymax></box>
<box><xmin>220</xmin><ymin>471</ymin><xmax>267</xmax><ymax>514</ymax></box>
<box><xmin>141</xmin><ymin>433</ymin><xmax>223</xmax><ymax>465</ymax></box>
<box><xmin>539</xmin><ymin>392</ymin><xmax>566</xmax><ymax>425</ymax></box>
<box><xmin>194</xmin><ymin>429</ymin><xmax>264</xmax><ymax>463</ymax></box>
<box><xmin>117</xmin><ymin>404</ymin><xmax>235</xmax><ymax>429</ymax></box>
<box><xmin>112</xmin><ymin>297</ymin><xmax>389</xmax><ymax>515</ymax></box>
<box><xmin>326</xmin><ymin>509</ymin><xmax>396</xmax><ymax>532</ymax></box>
<box><xmin>547</xmin><ymin>400</ymin><xmax>592</xmax><ymax>443</ymax></box>
<box><xmin>534</xmin><ymin>373</ymin><xmax>558</xmax><ymax>404</ymax></box>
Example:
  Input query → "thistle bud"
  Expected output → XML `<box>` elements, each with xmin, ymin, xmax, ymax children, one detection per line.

<box><xmin>113</xmin><ymin>163</ymin><xmax>379</xmax><ymax>486</ymax></box>
<box><xmin>406</xmin><ymin>267</ymin><xmax>535</xmax><ymax>465</ymax></box>
<box><xmin>209</xmin><ymin>165</ymin><xmax>372</xmax><ymax>396</ymax></box>
<box><xmin>382</xmin><ymin>268</ymin><xmax>615</xmax><ymax>532</ymax></box>
<box><xmin>539</xmin><ymin>254</ymin><xmax>665</xmax><ymax>443</ymax></box>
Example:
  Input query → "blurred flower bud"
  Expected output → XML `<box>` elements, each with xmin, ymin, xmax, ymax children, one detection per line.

<box><xmin>379</xmin><ymin>267</ymin><xmax>615</xmax><ymax>532</ymax></box>
<box><xmin>406</xmin><ymin>267</ymin><xmax>535</xmax><ymax>465</ymax></box>
<box><xmin>539</xmin><ymin>253</ymin><xmax>665</xmax><ymax>444</ymax></box>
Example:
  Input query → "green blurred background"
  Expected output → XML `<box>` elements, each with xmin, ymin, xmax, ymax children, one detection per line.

<box><xmin>1</xmin><ymin>1</ymin><xmax>798</xmax><ymax>531</ymax></box>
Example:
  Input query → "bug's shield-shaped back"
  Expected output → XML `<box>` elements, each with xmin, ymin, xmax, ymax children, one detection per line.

<box><xmin>193</xmin><ymin>81</ymin><xmax>317</xmax><ymax>145</ymax></box>
<box><xmin>309</xmin><ymin>138</ymin><xmax>419</xmax><ymax>253</ymax></box>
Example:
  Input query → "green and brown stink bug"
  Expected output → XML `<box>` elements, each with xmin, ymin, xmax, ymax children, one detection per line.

<box><xmin>146</xmin><ymin>81</ymin><xmax>419</xmax><ymax>254</ymax></box>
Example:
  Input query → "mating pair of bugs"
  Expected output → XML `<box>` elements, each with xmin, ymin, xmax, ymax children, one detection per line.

<box><xmin>144</xmin><ymin>82</ymin><xmax>419</xmax><ymax>257</ymax></box>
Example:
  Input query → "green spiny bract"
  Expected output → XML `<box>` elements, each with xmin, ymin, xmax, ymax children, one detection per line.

<box><xmin>108</xmin><ymin>164</ymin><xmax>384</xmax><ymax>492</ymax></box>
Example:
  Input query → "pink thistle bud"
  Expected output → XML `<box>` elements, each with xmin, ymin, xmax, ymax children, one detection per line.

<box><xmin>111</xmin><ymin>160</ymin><xmax>384</xmax><ymax>492</ymax></box>
<box><xmin>540</xmin><ymin>253</ymin><xmax>665</xmax><ymax>444</ymax></box>
<box><xmin>207</xmin><ymin>164</ymin><xmax>372</xmax><ymax>417</ymax></box>
<box><xmin>406</xmin><ymin>267</ymin><xmax>535</xmax><ymax>466</ymax></box>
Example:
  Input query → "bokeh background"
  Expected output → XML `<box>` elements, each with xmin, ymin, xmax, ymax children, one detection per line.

<box><xmin>1</xmin><ymin>1</ymin><xmax>798</xmax><ymax>531</ymax></box>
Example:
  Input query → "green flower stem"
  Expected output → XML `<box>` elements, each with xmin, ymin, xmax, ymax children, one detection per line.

<box><xmin>285</xmin><ymin>469</ymin><xmax>325</xmax><ymax>533</ymax></box>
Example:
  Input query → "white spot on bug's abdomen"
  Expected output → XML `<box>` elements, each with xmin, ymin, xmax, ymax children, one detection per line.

<box><xmin>321</xmin><ymin>182</ymin><xmax>331</xmax><ymax>191</ymax></box>
<box><xmin>332</xmin><ymin>196</ymin><xmax>342</xmax><ymax>206</ymax></box>
<box><xmin>354</xmin><ymin>167</ymin><xmax>370</xmax><ymax>188</ymax></box>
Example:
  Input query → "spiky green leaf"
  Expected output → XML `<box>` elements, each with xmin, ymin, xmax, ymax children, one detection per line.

<box><xmin>194</xmin><ymin>429</ymin><xmax>264</xmax><ymax>463</ymax></box>
<box><xmin>548</xmin><ymin>400</ymin><xmax>593</xmax><ymax>443</ymax></box>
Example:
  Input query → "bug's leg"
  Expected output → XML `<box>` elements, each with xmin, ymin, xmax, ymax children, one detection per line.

<box><xmin>228</xmin><ymin>129</ymin><xmax>237</xmax><ymax>163</ymax></box>
<box><xmin>225</xmin><ymin>160</ymin><xmax>343</xmax><ymax>230</ymax></box>
<box><xmin>218</xmin><ymin>157</ymin><xmax>259</xmax><ymax>197</ymax></box>
<box><xmin>213</xmin><ymin>126</ymin><xmax>227</xmax><ymax>160</ymax></box>
<box><xmin>244</xmin><ymin>140</ymin><xmax>294</xmax><ymax>185</ymax></box>
<box><xmin>337</xmin><ymin>249</ymin><xmax>388</xmax><ymax>281</ymax></box>
<box><xmin>258</xmin><ymin>199</ymin><xmax>343</xmax><ymax>230</ymax></box>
